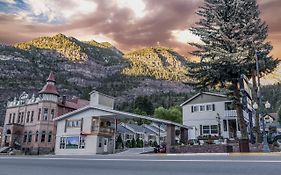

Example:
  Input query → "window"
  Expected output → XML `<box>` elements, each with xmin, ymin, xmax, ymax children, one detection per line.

<box><xmin>31</xmin><ymin>111</ymin><xmax>34</xmax><ymax>122</ymax></box>
<box><xmin>26</xmin><ymin>111</ymin><xmax>30</xmax><ymax>123</ymax></box>
<box><xmin>28</xmin><ymin>131</ymin><xmax>32</xmax><ymax>143</ymax></box>
<box><xmin>38</xmin><ymin>108</ymin><xmax>41</xmax><ymax>120</ymax></box>
<box><xmin>206</xmin><ymin>104</ymin><xmax>213</xmax><ymax>111</ymax></box>
<box><xmin>79</xmin><ymin>137</ymin><xmax>85</xmax><ymax>149</ymax></box>
<box><xmin>48</xmin><ymin>132</ymin><xmax>52</xmax><ymax>142</ymax></box>
<box><xmin>41</xmin><ymin>131</ymin><xmax>46</xmax><ymax>142</ymax></box>
<box><xmin>67</xmin><ymin>120</ymin><xmax>81</xmax><ymax>128</ymax></box>
<box><xmin>51</xmin><ymin>109</ymin><xmax>55</xmax><ymax>119</ymax></box>
<box><xmin>99</xmin><ymin>138</ymin><xmax>102</xmax><ymax>147</ymax></box>
<box><xmin>106</xmin><ymin>121</ymin><xmax>111</xmax><ymax>127</ymax></box>
<box><xmin>193</xmin><ymin>106</ymin><xmax>199</xmax><ymax>112</ymax></box>
<box><xmin>8</xmin><ymin>114</ymin><xmax>12</xmax><ymax>124</ymax></box>
<box><xmin>23</xmin><ymin>132</ymin><xmax>27</xmax><ymax>143</ymax></box>
<box><xmin>200</xmin><ymin>105</ymin><xmax>205</xmax><ymax>111</ymax></box>
<box><xmin>21</xmin><ymin>114</ymin><xmax>24</xmax><ymax>123</ymax></box>
<box><xmin>17</xmin><ymin>113</ymin><xmax>21</xmax><ymax>123</ymax></box>
<box><xmin>12</xmin><ymin>113</ymin><xmax>15</xmax><ymax>123</ymax></box>
<box><xmin>91</xmin><ymin>118</ymin><xmax>96</xmax><ymax>131</ymax></box>
<box><xmin>59</xmin><ymin>137</ymin><xmax>85</xmax><ymax>149</ymax></box>
<box><xmin>35</xmin><ymin>131</ymin><xmax>39</xmax><ymax>142</ymax></box>
<box><xmin>60</xmin><ymin>137</ymin><xmax>66</xmax><ymax>149</ymax></box>
<box><xmin>225</xmin><ymin>102</ymin><xmax>235</xmax><ymax>110</ymax></box>
<box><xmin>43</xmin><ymin>108</ymin><xmax>48</xmax><ymax>120</ymax></box>
<box><xmin>211</xmin><ymin>125</ymin><xmax>218</xmax><ymax>134</ymax></box>
<box><xmin>65</xmin><ymin>137</ymin><xmax>79</xmax><ymax>149</ymax></box>
<box><xmin>193</xmin><ymin>104</ymin><xmax>214</xmax><ymax>112</ymax></box>
<box><xmin>203</xmin><ymin>126</ymin><xmax>210</xmax><ymax>134</ymax></box>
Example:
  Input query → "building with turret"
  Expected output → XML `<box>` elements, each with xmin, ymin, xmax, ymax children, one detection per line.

<box><xmin>1</xmin><ymin>72</ymin><xmax>89</xmax><ymax>154</ymax></box>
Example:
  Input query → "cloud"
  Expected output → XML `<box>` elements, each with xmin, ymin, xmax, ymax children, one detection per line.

<box><xmin>0</xmin><ymin>0</ymin><xmax>280</xmax><ymax>59</ymax></box>
<box><xmin>20</xmin><ymin>0</ymin><xmax>97</xmax><ymax>22</ymax></box>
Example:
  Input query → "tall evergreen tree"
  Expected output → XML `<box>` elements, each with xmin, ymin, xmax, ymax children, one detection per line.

<box><xmin>187</xmin><ymin>0</ymin><xmax>279</xmax><ymax>148</ymax></box>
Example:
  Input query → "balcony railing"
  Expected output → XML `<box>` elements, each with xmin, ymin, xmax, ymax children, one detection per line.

<box><xmin>224</xmin><ymin>110</ymin><xmax>237</xmax><ymax>117</ymax></box>
<box><xmin>91</xmin><ymin>126</ymin><xmax>115</xmax><ymax>135</ymax></box>
<box><xmin>224</xmin><ymin>110</ymin><xmax>249</xmax><ymax>119</ymax></box>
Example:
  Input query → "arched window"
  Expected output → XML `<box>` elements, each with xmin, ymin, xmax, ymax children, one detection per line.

<box><xmin>28</xmin><ymin>131</ymin><xmax>32</xmax><ymax>143</ymax></box>
<box><xmin>23</xmin><ymin>132</ymin><xmax>27</xmax><ymax>142</ymax></box>
<box><xmin>48</xmin><ymin>131</ymin><xmax>52</xmax><ymax>143</ymax></box>
<box><xmin>35</xmin><ymin>131</ymin><xmax>39</xmax><ymax>142</ymax></box>
<box><xmin>41</xmin><ymin>131</ymin><xmax>46</xmax><ymax>142</ymax></box>
<box><xmin>6</xmin><ymin>129</ymin><xmax>11</xmax><ymax>135</ymax></box>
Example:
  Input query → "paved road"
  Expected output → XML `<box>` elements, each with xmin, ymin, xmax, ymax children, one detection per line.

<box><xmin>0</xmin><ymin>154</ymin><xmax>281</xmax><ymax>175</ymax></box>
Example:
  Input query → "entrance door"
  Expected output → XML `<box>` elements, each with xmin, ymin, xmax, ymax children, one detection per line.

<box><xmin>228</xmin><ymin>120</ymin><xmax>237</xmax><ymax>139</ymax></box>
<box><xmin>103</xmin><ymin>138</ymin><xmax>108</xmax><ymax>152</ymax></box>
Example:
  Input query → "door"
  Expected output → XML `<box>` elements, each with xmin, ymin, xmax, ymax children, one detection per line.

<box><xmin>103</xmin><ymin>138</ymin><xmax>108</xmax><ymax>152</ymax></box>
<box><xmin>228</xmin><ymin>120</ymin><xmax>237</xmax><ymax>139</ymax></box>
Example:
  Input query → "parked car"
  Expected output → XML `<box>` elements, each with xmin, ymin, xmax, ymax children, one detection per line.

<box><xmin>154</xmin><ymin>145</ymin><xmax>166</xmax><ymax>153</ymax></box>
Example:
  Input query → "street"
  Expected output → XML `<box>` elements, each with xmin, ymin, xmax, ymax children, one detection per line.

<box><xmin>0</xmin><ymin>154</ymin><xmax>281</xmax><ymax>175</ymax></box>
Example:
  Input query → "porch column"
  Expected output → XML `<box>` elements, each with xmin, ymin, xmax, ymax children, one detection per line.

<box><xmin>180</xmin><ymin>128</ymin><xmax>188</xmax><ymax>144</ymax></box>
<box><xmin>166</xmin><ymin>124</ymin><xmax>175</xmax><ymax>153</ymax></box>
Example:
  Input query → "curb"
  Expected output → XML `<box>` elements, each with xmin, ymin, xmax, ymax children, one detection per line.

<box><xmin>230</xmin><ymin>152</ymin><xmax>281</xmax><ymax>156</ymax></box>
<box><xmin>145</xmin><ymin>153</ymin><xmax>229</xmax><ymax>156</ymax></box>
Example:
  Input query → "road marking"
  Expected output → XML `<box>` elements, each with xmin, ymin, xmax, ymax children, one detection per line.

<box><xmin>0</xmin><ymin>157</ymin><xmax>281</xmax><ymax>163</ymax></box>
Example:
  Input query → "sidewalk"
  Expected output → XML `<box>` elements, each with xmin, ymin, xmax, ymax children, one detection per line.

<box><xmin>146</xmin><ymin>152</ymin><xmax>281</xmax><ymax>156</ymax></box>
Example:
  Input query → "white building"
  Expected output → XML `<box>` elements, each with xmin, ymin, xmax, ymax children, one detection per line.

<box><xmin>181</xmin><ymin>92</ymin><xmax>253</xmax><ymax>140</ymax></box>
<box><xmin>54</xmin><ymin>91</ymin><xmax>189</xmax><ymax>155</ymax></box>
<box><xmin>54</xmin><ymin>91</ymin><xmax>116</xmax><ymax>155</ymax></box>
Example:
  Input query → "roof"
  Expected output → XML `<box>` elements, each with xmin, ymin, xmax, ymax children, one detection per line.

<box><xmin>39</xmin><ymin>83</ymin><xmax>59</xmax><ymax>96</ymax></box>
<box><xmin>180</xmin><ymin>92</ymin><xmax>227</xmax><ymax>106</ymax></box>
<box><xmin>39</xmin><ymin>71</ymin><xmax>59</xmax><ymax>95</ymax></box>
<box><xmin>125</xmin><ymin>124</ymin><xmax>144</xmax><ymax>133</ymax></box>
<box><xmin>262</xmin><ymin>113</ymin><xmax>278</xmax><ymax>120</ymax></box>
<box><xmin>58</xmin><ymin>99</ymin><xmax>89</xmax><ymax>109</ymax></box>
<box><xmin>47</xmin><ymin>71</ymin><xmax>55</xmax><ymax>82</ymax></box>
<box><xmin>116</xmin><ymin>124</ymin><xmax>134</xmax><ymax>134</ymax></box>
<box><xmin>54</xmin><ymin>105</ymin><xmax>190</xmax><ymax>129</ymax></box>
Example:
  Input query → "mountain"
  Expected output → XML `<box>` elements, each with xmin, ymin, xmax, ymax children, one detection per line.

<box><xmin>261</xmin><ymin>64</ymin><xmax>281</xmax><ymax>85</ymax></box>
<box><xmin>14</xmin><ymin>33</ymin><xmax>124</xmax><ymax>65</ymax></box>
<box><xmin>122</xmin><ymin>47</ymin><xmax>189</xmax><ymax>81</ymax></box>
<box><xmin>0</xmin><ymin>34</ymin><xmax>192</xmax><ymax>124</ymax></box>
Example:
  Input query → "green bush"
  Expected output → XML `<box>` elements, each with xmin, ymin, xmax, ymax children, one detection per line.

<box><xmin>131</xmin><ymin>138</ymin><xmax>136</xmax><ymax>148</ymax></box>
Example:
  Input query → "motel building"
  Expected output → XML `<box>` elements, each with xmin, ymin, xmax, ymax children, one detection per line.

<box><xmin>54</xmin><ymin>91</ymin><xmax>189</xmax><ymax>155</ymax></box>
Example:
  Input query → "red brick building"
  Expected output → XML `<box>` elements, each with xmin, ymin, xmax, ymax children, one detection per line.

<box><xmin>1</xmin><ymin>72</ymin><xmax>88</xmax><ymax>154</ymax></box>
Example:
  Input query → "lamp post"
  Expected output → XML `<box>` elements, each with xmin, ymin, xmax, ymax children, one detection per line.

<box><xmin>253</xmin><ymin>101</ymin><xmax>271</xmax><ymax>152</ymax></box>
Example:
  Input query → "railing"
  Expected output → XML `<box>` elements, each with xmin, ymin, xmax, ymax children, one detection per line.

<box><xmin>224</xmin><ymin>110</ymin><xmax>249</xmax><ymax>119</ymax></box>
<box><xmin>224</xmin><ymin>110</ymin><xmax>237</xmax><ymax>117</ymax></box>
<box><xmin>91</xmin><ymin>126</ymin><xmax>115</xmax><ymax>135</ymax></box>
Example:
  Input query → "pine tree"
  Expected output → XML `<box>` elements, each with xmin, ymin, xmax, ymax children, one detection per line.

<box><xmin>187</xmin><ymin>0</ymin><xmax>279</xmax><ymax>150</ymax></box>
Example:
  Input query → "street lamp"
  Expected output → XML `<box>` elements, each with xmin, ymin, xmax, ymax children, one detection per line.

<box><xmin>253</xmin><ymin>101</ymin><xmax>271</xmax><ymax>152</ymax></box>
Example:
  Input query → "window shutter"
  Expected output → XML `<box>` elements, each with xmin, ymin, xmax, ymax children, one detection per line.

<box><xmin>64</xmin><ymin>119</ymin><xmax>67</xmax><ymax>133</ymax></box>
<box><xmin>80</xmin><ymin>118</ymin><xmax>83</xmax><ymax>132</ymax></box>
<box><xmin>191</xmin><ymin>106</ymin><xmax>194</xmax><ymax>113</ymax></box>
<box><xmin>212</xmin><ymin>104</ymin><xmax>215</xmax><ymax>111</ymax></box>
<box><xmin>200</xmin><ymin>125</ymin><xmax>202</xmax><ymax>135</ymax></box>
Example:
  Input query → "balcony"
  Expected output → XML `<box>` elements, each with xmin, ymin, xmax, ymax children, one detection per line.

<box><xmin>91</xmin><ymin>126</ymin><xmax>115</xmax><ymax>136</ymax></box>
<box><xmin>224</xmin><ymin>110</ymin><xmax>249</xmax><ymax>119</ymax></box>
<box><xmin>224</xmin><ymin>110</ymin><xmax>237</xmax><ymax>117</ymax></box>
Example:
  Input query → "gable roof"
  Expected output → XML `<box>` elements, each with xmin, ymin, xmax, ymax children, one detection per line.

<box><xmin>116</xmin><ymin>124</ymin><xmax>134</xmax><ymax>134</ymax></box>
<box><xmin>262</xmin><ymin>113</ymin><xmax>278</xmax><ymax>120</ymax></box>
<box><xmin>180</xmin><ymin>92</ymin><xmax>227</xmax><ymax>107</ymax></box>
<box><xmin>54</xmin><ymin>105</ymin><xmax>190</xmax><ymax>129</ymax></box>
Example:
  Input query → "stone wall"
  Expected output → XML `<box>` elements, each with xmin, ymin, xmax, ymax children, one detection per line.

<box><xmin>168</xmin><ymin>144</ymin><xmax>233</xmax><ymax>153</ymax></box>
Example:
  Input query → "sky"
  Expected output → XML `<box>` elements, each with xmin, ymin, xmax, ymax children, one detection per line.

<box><xmin>0</xmin><ymin>0</ymin><xmax>280</xmax><ymax>59</ymax></box>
